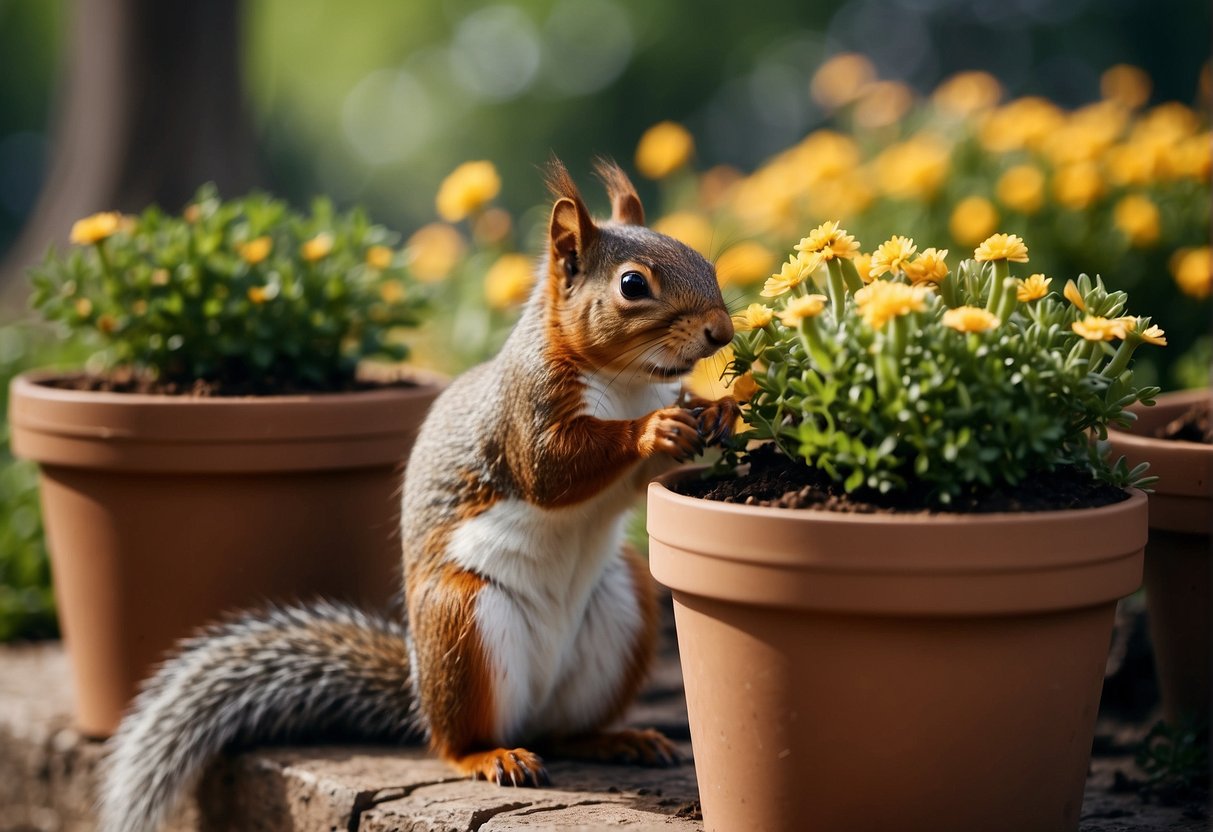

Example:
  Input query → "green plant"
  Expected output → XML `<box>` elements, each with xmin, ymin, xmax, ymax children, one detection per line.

<box><xmin>723</xmin><ymin>223</ymin><xmax>1163</xmax><ymax>506</ymax></box>
<box><xmin>28</xmin><ymin>185</ymin><xmax>427</xmax><ymax>391</ymax></box>
<box><xmin>1136</xmin><ymin>718</ymin><xmax>1210</xmax><ymax>797</ymax></box>
<box><xmin>0</xmin><ymin>324</ymin><xmax>90</xmax><ymax>641</ymax></box>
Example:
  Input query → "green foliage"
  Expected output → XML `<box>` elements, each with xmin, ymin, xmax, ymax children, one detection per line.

<box><xmin>1136</xmin><ymin>718</ymin><xmax>1210</xmax><ymax>795</ymax></box>
<box><xmin>0</xmin><ymin>325</ymin><xmax>90</xmax><ymax>641</ymax></box>
<box><xmin>27</xmin><ymin>185</ymin><xmax>428</xmax><ymax>391</ymax></box>
<box><xmin>724</xmin><ymin>231</ymin><xmax>1162</xmax><ymax>506</ymax></box>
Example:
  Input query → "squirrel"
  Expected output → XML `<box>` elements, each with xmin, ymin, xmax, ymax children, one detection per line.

<box><xmin>97</xmin><ymin>157</ymin><xmax>739</xmax><ymax>832</ymax></box>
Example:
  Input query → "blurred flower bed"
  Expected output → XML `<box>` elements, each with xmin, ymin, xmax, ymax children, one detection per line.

<box><xmin>431</xmin><ymin>58</ymin><xmax>1209</xmax><ymax>390</ymax></box>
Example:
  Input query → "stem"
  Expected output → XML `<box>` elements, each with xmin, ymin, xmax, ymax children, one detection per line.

<box><xmin>826</xmin><ymin>259</ymin><xmax>846</xmax><ymax>323</ymax></box>
<box><xmin>939</xmin><ymin>274</ymin><xmax>959</xmax><ymax>308</ymax></box>
<box><xmin>799</xmin><ymin>317</ymin><xmax>834</xmax><ymax>373</ymax></box>
<box><xmin>839</xmin><ymin>257</ymin><xmax>865</xmax><ymax>293</ymax></box>
<box><xmin>1102</xmin><ymin>338</ymin><xmax>1137</xmax><ymax>379</ymax></box>
<box><xmin>986</xmin><ymin>260</ymin><xmax>1008</xmax><ymax>313</ymax></box>
<box><xmin>997</xmin><ymin>277</ymin><xmax>1019</xmax><ymax>321</ymax></box>
<box><xmin>890</xmin><ymin>314</ymin><xmax>909</xmax><ymax>358</ymax></box>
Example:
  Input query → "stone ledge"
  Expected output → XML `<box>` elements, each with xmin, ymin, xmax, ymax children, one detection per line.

<box><xmin>1</xmin><ymin>621</ymin><xmax>1207</xmax><ymax>831</ymax></box>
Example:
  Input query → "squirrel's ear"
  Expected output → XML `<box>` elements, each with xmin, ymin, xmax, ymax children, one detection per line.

<box><xmin>549</xmin><ymin>197</ymin><xmax>592</xmax><ymax>263</ymax></box>
<box><xmin>545</xmin><ymin>156</ymin><xmax>598</xmax><ymax>285</ymax></box>
<box><xmin>594</xmin><ymin>158</ymin><xmax>645</xmax><ymax>226</ymax></box>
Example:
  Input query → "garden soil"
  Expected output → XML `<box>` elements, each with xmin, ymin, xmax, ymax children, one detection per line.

<box><xmin>676</xmin><ymin>442</ymin><xmax>1130</xmax><ymax>513</ymax></box>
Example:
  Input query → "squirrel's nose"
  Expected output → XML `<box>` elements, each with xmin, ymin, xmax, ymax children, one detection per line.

<box><xmin>703</xmin><ymin>309</ymin><xmax>734</xmax><ymax>349</ymax></box>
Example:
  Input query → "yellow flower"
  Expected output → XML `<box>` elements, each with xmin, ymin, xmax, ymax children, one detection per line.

<box><xmin>854</xmin><ymin>80</ymin><xmax>914</xmax><ymax>130</ymax></box>
<box><xmin>1170</xmin><ymin>247</ymin><xmax>1212</xmax><ymax>299</ymax></box>
<box><xmin>150</xmin><ymin>268</ymin><xmax>170</xmax><ymax>286</ymax></box>
<box><xmin>777</xmin><ymin>294</ymin><xmax>829</xmax><ymax>327</ymax></box>
<box><xmin>1100</xmin><ymin>64</ymin><xmax>1151</xmax><ymax>110</ymax></box>
<box><xmin>96</xmin><ymin>313</ymin><xmax>118</xmax><ymax>334</ymax></box>
<box><xmin>853</xmin><ymin>281</ymin><xmax>928</xmax><ymax>329</ymax></box>
<box><xmin>1138</xmin><ymin>325</ymin><xmax>1167</xmax><ymax>346</ymax></box>
<box><xmin>73</xmin><ymin>298</ymin><xmax>92</xmax><ymax>317</ymax></box>
<box><xmin>1063</xmin><ymin>279</ymin><xmax>1086</xmax><ymax>312</ymax></box>
<box><xmin>932</xmin><ymin>71</ymin><xmax>1002</xmax><ymax>117</ymax></box>
<box><xmin>853</xmin><ymin>252</ymin><xmax>874</xmax><ymax>283</ymax></box>
<box><xmin>734</xmin><ymin>302</ymin><xmax>774</xmax><ymax>331</ymax></box>
<box><xmin>484</xmin><ymin>253</ymin><xmax>535</xmax><ymax>309</ymax></box>
<box><xmin>868</xmin><ymin>236</ymin><xmax>918</xmax><ymax>278</ymax></box>
<box><xmin>1113</xmin><ymin>194</ymin><xmax>1160</xmax><ymax>247</ymax></box>
<box><xmin>407</xmin><ymin>223</ymin><xmax>466</xmax><ymax>283</ymax></box>
<box><xmin>183</xmin><ymin>204</ymin><xmax>202</xmax><ymax>224</ymax></box>
<box><xmin>810</xmin><ymin>52</ymin><xmax>875</xmax><ymax>109</ymax></box>
<box><xmin>795</xmin><ymin>220</ymin><xmax>859</xmax><ymax>260</ymax></box>
<box><xmin>652</xmin><ymin>212</ymin><xmax>714</xmax><ymax>257</ymax></box>
<box><xmin>69</xmin><ymin>211</ymin><xmax>123</xmax><ymax>245</ymax></box>
<box><xmin>1172</xmin><ymin>132</ymin><xmax>1212</xmax><ymax>180</ymax></box>
<box><xmin>761</xmin><ymin>252</ymin><xmax>822</xmax><ymax>298</ymax></box>
<box><xmin>686</xmin><ymin>346</ymin><xmax>734</xmax><ymax>400</ymax></box>
<box><xmin>247</xmin><ymin>285</ymin><xmax>272</xmax><ymax>304</ymax></box>
<box><xmin>635</xmin><ymin>121</ymin><xmax>694</xmax><ymax>179</ymax></box>
<box><xmin>731</xmin><ymin>372</ymin><xmax>759</xmax><ymax>402</ymax></box>
<box><xmin>974</xmin><ymin>233</ymin><xmax>1028</xmax><ymax>263</ymax></box>
<box><xmin>301</xmin><ymin>233</ymin><xmax>334</xmax><ymax>262</ymax></box>
<box><xmin>942</xmin><ymin>306</ymin><xmax>1000</xmax><ymax>333</ymax></box>
<box><xmin>979</xmin><ymin>97</ymin><xmax>1065</xmax><ymax>153</ymax></box>
<box><xmin>436</xmin><ymin>160</ymin><xmax>502</xmax><ymax>222</ymax></box>
<box><xmin>366</xmin><ymin>245</ymin><xmax>394</xmax><ymax>270</ymax></box>
<box><xmin>903</xmin><ymin>247</ymin><xmax>949</xmax><ymax>285</ymax></box>
<box><xmin>1016</xmin><ymin>274</ymin><xmax>1051</xmax><ymax>302</ymax></box>
<box><xmin>949</xmin><ymin>196</ymin><xmax>999</xmax><ymax>247</ymax></box>
<box><xmin>1041</xmin><ymin>102</ymin><xmax>1127</xmax><ymax>167</ymax></box>
<box><xmin>238</xmin><ymin>236</ymin><xmax>272</xmax><ymax>265</ymax></box>
<box><xmin>379</xmin><ymin>280</ymin><xmax>406</xmax><ymax>304</ymax></box>
<box><xmin>473</xmin><ymin>207</ymin><xmax>513</xmax><ymax>245</ymax></box>
<box><xmin>715</xmin><ymin>241</ymin><xmax>777</xmax><ymax>288</ymax></box>
<box><xmin>1053</xmin><ymin>162</ymin><xmax>1104</xmax><ymax>210</ymax></box>
<box><xmin>1072</xmin><ymin>315</ymin><xmax>1131</xmax><ymax>341</ymax></box>
<box><xmin>995</xmin><ymin>165</ymin><xmax>1045</xmax><ymax>214</ymax></box>
<box><xmin>873</xmin><ymin>134</ymin><xmax>950</xmax><ymax>200</ymax></box>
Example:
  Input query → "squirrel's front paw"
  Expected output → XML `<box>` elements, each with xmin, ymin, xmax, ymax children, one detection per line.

<box><xmin>640</xmin><ymin>407</ymin><xmax>704</xmax><ymax>462</ymax></box>
<box><xmin>693</xmin><ymin>396</ymin><xmax>741</xmax><ymax>446</ymax></box>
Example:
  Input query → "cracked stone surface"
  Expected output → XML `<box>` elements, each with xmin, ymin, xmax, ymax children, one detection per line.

<box><xmin>0</xmin><ymin>596</ymin><xmax>1206</xmax><ymax>831</ymax></box>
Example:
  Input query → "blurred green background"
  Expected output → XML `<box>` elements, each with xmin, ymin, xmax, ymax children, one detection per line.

<box><xmin>1</xmin><ymin>0</ymin><xmax>1208</xmax><ymax>256</ymax></box>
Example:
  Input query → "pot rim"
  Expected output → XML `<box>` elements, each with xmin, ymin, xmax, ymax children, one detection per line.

<box><xmin>8</xmin><ymin>368</ymin><xmax>446</xmax><ymax>473</ymax></box>
<box><xmin>648</xmin><ymin>467</ymin><xmax>1147</xmax><ymax>614</ymax></box>
<box><xmin>649</xmin><ymin>466</ymin><xmax>1148</xmax><ymax>573</ymax></box>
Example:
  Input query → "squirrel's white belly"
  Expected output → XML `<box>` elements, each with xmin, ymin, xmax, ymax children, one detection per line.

<box><xmin>446</xmin><ymin>377</ymin><xmax>681</xmax><ymax>743</ymax></box>
<box><xmin>446</xmin><ymin>481</ymin><xmax>642</xmax><ymax>742</ymax></box>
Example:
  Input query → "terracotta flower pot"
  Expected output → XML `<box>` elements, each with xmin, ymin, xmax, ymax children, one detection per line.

<box><xmin>1106</xmin><ymin>388</ymin><xmax>1212</xmax><ymax>724</ymax></box>
<box><xmin>648</xmin><ymin>470</ymin><xmax>1146</xmax><ymax>832</ymax></box>
<box><xmin>8</xmin><ymin>370</ymin><xmax>442</xmax><ymax>737</ymax></box>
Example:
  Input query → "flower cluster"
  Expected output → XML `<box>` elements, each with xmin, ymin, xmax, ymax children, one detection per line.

<box><xmin>644</xmin><ymin>59</ymin><xmax>1211</xmax><ymax>388</ymax></box>
<box><xmin>723</xmin><ymin>222</ymin><xmax>1162</xmax><ymax>505</ymax></box>
<box><xmin>31</xmin><ymin>185</ymin><xmax>427</xmax><ymax>391</ymax></box>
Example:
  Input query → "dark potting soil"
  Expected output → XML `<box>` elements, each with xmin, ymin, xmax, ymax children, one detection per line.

<box><xmin>39</xmin><ymin>371</ymin><xmax>418</xmax><ymax>398</ymax></box>
<box><xmin>675</xmin><ymin>443</ymin><xmax>1130</xmax><ymax>514</ymax></box>
<box><xmin>1152</xmin><ymin>401</ymin><xmax>1212</xmax><ymax>444</ymax></box>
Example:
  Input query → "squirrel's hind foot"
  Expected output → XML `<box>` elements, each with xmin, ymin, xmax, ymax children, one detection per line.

<box><xmin>542</xmin><ymin>728</ymin><xmax>681</xmax><ymax>767</ymax></box>
<box><xmin>452</xmin><ymin>747</ymin><xmax>550</xmax><ymax>787</ymax></box>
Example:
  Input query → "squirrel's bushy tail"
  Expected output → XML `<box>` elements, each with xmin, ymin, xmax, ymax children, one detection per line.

<box><xmin>97</xmin><ymin>601</ymin><xmax>416</xmax><ymax>832</ymax></box>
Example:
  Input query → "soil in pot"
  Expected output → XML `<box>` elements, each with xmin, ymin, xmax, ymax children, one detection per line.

<box><xmin>676</xmin><ymin>442</ymin><xmax>1129</xmax><ymax>512</ymax></box>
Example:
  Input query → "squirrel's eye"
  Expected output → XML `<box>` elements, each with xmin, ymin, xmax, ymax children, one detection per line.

<box><xmin>620</xmin><ymin>271</ymin><xmax>651</xmax><ymax>300</ymax></box>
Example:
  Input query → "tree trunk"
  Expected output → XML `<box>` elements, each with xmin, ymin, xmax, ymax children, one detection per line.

<box><xmin>1</xmin><ymin>0</ymin><xmax>260</xmax><ymax>309</ymax></box>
